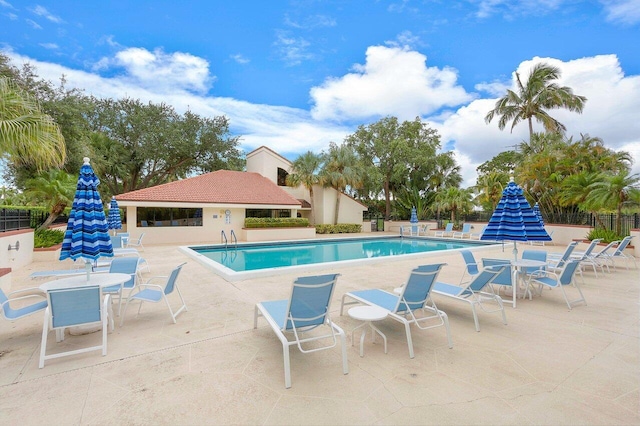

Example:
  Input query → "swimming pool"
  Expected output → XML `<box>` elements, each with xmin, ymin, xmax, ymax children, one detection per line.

<box><xmin>181</xmin><ymin>236</ymin><xmax>497</xmax><ymax>282</ymax></box>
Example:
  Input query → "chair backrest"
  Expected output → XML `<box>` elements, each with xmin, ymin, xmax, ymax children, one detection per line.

<box><xmin>163</xmin><ymin>262</ymin><xmax>186</xmax><ymax>295</ymax></box>
<box><xmin>133</xmin><ymin>233</ymin><xmax>145</xmax><ymax>244</ymax></box>
<box><xmin>468</xmin><ymin>265</ymin><xmax>508</xmax><ymax>292</ymax></box>
<box><xmin>581</xmin><ymin>239</ymin><xmax>602</xmax><ymax>258</ymax></box>
<box><xmin>522</xmin><ymin>250</ymin><xmax>547</xmax><ymax>274</ymax></box>
<box><xmin>141</xmin><ymin>220</ymin><xmax>148</xmax><ymax>227</ymax></box>
<box><xmin>557</xmin><ymin>241</ymin><xmax>579</xmax><ymax>267</ymax></box>
<box><xmin>284</xmin><ymin>273</ymin><xmax>340</xmax><ymax>330</ymax></box>
<box><xmin>395</xmin><ymin>263</ymin><xmax>445</xmax><ymax>313</ymax></box>
<box><xmin>559</xmin><ymin>260</ymin><xmax>581</xmax><ymax>285</ymax></box>
<box><xmin>109</xmin><ymin>257</ymin><xmax>139</xmax><ymax>288</ymax></box>
<box><xmin>461</xmin><ymin>223</ymin><xmax>471</xmax><ymax>233</ymax></box>
<box><xmin>613</xmin><ymin>236</ymin><xmax>633</xmax><ymax>255</ymax></box>
<box><xmin>460</xmin><ymin>250</ymin><xmax>479</xmax><ymax>275</ymax></box>
<box><xmin>110</xmin><ymin>235</ymin><xmax>123</xmax><ymax>249</ymax></box>
<box><xmin>48</xmin><ymin>286</ymin><xmax>102</xmax><ymax>329</ymax></box>
<box><xmin>481</xmin><ymin>258</ymin><xmax>512</xmax><ymax>285</ymax></box>
<box><xmin>445</xmin><ymin>223</ymin><xmax>454</xmax><ymax>232</ymax></box>
<box><xmin>594</xmin><ymin>240</ymin><xmax>617</xmax><ymax>257</ymax></box>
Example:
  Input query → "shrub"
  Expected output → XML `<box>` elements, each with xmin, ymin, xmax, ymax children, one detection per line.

<box><xmin>34</xmin><ymin>228</ymin><xmax>65</xmax><ymax>248</ymax></box>
<box><xmin>585</xmin><ymin>228</ymin><xmax>625</xmax><ymax>244</ymax></box>
<box><xmin>244</xmin><ymin>217</ymin><xmax>310</xmax><ymax>228</ymax></box>
<box><xmin>315</xmin><ymin>224</ymin><xmax>362</xmax><ymax>234</ymax></box>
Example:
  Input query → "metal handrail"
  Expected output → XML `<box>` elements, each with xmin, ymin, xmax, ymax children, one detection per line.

<box><xmin>230</xmin><ymin>230</ymin><xmax>238</xmax><ymax>247</ymax></box>
<box><xmin>221</xmin><ymin>230</ymin><xmax>228</xmax><ymax>248</ymax></box>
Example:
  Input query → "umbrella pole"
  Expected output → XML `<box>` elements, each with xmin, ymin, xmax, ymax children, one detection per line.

<box><xmin>512</xmin><ymin>241</ymin><xmax>518</xmax><ymax>261</ymax></box>
<box><xmin>85</xmin><ymin>260</ymin><xmax>92</xmax><ymax>282</ymax></box>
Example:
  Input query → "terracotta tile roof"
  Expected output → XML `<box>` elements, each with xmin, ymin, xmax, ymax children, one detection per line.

<box><xmin>115</xmin><ymin>170</ymin><xmax>301</xmax><ymax>206</ymax></box>
<box><xmin>297</xmin><ymin>199</ymin><xmax>312</xmax><ymax>209</ymax></box>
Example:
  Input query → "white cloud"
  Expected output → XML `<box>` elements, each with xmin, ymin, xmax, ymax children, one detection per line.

<box><xmin>96</xmin><ymin>47</ymin><xmax>214</xmax><ymax>94</ymax></box>
<box><xmin>31</xmin><ymin>5</ymin><xmax>63</xmax><ymax>24</ymax></box>
<box><xmin>26</xmin><ymin>19</ymin><xmax>42</xmax><ymax>29</ymax></box>
<box><xmin>600</xmin><ymin>0</ymin><xmax>640</xmax><ymax>25</ymax></box>
<box><xmin>0</xmin><ymin>0</ymin><xmax>15</xmax><ymax>10</ymax></box>
<box><xmin>230</xmin><ymin>54</ymin><xmax>250</xmax><ymax>64</ymax></box>
<box><xmin>310</xmin><ymin>45</ymin><xmax>474</xmax><ymax>122</ymax></box>
<box><xmin>473</xmin><ymin>0</ymin><xmax>565</xmax><ymax>19</ymax></box>
<box><xmin>39</xmin><ymin>42</ymin><xmax>59</xmax><ymax>50</ymax></box>
<box><xmin>273</xmin><ymin>31</ymin><xmax>313</xmax><ymax>66</ymax></box>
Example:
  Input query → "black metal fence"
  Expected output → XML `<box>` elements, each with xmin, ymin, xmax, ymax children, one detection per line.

<box><xmin>0</xmin><ymin>208</ymin><xmax>69</xmax><ymax>232</ymax></box>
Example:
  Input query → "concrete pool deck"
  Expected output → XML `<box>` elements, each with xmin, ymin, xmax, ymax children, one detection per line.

<box><xmin>1</xmin><ymin>234</ymin><xmax>638</xmax><ymax>425</ymax></box>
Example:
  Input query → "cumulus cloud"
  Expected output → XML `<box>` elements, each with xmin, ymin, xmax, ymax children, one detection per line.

<box><xmin>94</xmin><ymin>47</ymin><xmax>214</xmax><ymax>94</ymax></box>
<box><xmin>310</xmin><ymin>45</ymin><xmax>474</xmax><ymax>122</ymax></box>
<box><xmin>433</xmin><ymin>54</ymin><xmax>640</xmax><ymax>186</ymax></box>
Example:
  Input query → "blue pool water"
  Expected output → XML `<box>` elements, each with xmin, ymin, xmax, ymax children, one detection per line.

<box><xmin>188</xmin><ymin>236</ymin><xmax>490</xmax><ymax>273</ymax></box>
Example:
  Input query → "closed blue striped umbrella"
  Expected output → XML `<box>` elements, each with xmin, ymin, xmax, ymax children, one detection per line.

<box><xmin>108</xmin><ymin>196</ymin><xmax>122</xmax><ymax>235</ymax></box>
<box><xmin>481</xmin><ymin>178</ymin><xmax>551</xmax><ymax>260</ymax></box>
<box><xmin>60</xmin><ymin>158</ymin><xmax>114</xmax><ymax>274</ymax></box>
<box><xmin>533</xmin><ymin>202</ymin><xmax>544</xmax><ymax>226</ymax></box>
<box><xmin>410</xmin><ymin>206</ymin><xmax>418</xmax><ymax>224</ymax></box>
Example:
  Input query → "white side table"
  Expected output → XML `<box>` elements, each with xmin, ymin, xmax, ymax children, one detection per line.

<box><xmin>348</xmin><ymin>306</ymin><xmax>388</xmax><ymax>357</ymax></box>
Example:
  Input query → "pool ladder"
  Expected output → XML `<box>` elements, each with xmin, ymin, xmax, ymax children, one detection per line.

<box><xmin>220</xmin><ymin>230</ymin><xmax>238</xmax><ymax>249</ymax></box>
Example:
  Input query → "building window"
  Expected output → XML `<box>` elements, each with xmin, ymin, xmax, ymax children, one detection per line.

<box><xmin>137</xmin><ymin>207</ymin><xmax>202</xmax><ymax>227</ymax></box>
<box><xmin>246</xmin><ymin>209</ymin><xmax>292</xmax><ymax>218</ymax></box>
<box><xmin>277</xmin><ymin>167</ymin><xmax>288</xmax><ymax>186</ymax></box>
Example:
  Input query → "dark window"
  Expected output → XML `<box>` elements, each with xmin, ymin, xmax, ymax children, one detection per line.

<box><xmin>137</xmin><ymin>207</ymin><xmax>202</xmax><ymax>227</ymax></box>
<box><xmin>277</xmin><ymin>167</ymin><xmax>288</xmax><ymax>186</ymax></box>
<box><xmin>246</xmin><ymin>209</ymin><xmax>292</xmax><ymax>218</ymax></box>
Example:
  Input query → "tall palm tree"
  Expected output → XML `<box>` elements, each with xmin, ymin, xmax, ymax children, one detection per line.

<box><xmin>321</xmin><ymin>143</ymin><xmax>363</xmax><ymax>225</ymax></box>
<box><xmin>475</xmin><ymin>170</ymin><xmax>507</xmax><ymax>211</ymax></box>
<box><xmin>485</xmin><ymin>63</ymin><xmax>587</xmax><ymax>140</ymax></box>
<box><xmin>286</xmin><ymin>151</ymin><xmax>324</xmax><ymax>225</ymax></box>
<box><xmin>0</xmin><ymin>77</ymin><xmax>66</xmax><ymax>170</ymax></box>
<box><xmin>587</xmin><ymin>170</ymin><xmax>640</xmax><ymax>235</ymax></box>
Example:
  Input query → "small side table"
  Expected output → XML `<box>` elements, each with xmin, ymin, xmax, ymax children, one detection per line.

<box><xmin>348</xmin><ymin>306</ymin><xmax>389</xmax><ymax>357</ymax></box>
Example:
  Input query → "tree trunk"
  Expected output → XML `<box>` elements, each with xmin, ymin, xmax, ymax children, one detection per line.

<box><xmin>36</xmin><ymin>213</ymin><xmax>60</xmax><ymax>232</ymax></box>
<box><xmin>308</xmin><ymin>187</ymin><xmax>315</xmax><ymax>225</ymax></box>
<box><xmin>384</xmin><ymin>179</ymin><xmax>391</xmax><ymax>219</ymax></box>
<box><xmin>334</xmin><ymin>188</ymin><xmax>341</xmax><ymax>225</ymax></box>
<box><xmin>528</xmin><ymin>118</ymin><xmax>534</xmax><ymax>141</ymax></box>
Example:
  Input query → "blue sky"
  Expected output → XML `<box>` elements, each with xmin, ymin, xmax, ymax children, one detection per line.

<box><xmin>2</xmin><ymin>0</ymin><xmax>639</xmax><ymax>186</ymax></box>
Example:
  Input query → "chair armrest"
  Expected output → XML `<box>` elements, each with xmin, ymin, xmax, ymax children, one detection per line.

<box><xmin>8</xmin><ymin>287</ymin><xmax>46</xmax><ymax>297</ymax></box>
<box><xmin>1</xmin><ymin>293</ymin><xmax>47</xmax><ymax>308</ymax></box>
<box><xmin>137</xmin><ymin>283</ymin><xmax>165</xmax><ymax>292</ymax></box>
<box><xmin>144</xmin><ymin>275</ymin><xmax>168</xmax><ymax>285</ymax></box>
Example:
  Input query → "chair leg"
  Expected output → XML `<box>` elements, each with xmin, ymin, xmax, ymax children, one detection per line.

<box><xmin>39</xmin><ymin>307</ymin><xmax>50</xmax><ymax>368</ymax></box>
<box><xmin>470</xmin><ymin>303</ymin><xmax>481</xmax><ymax>332</ymax></box>
<box><xmin>283</xmin><ymin>343</ymin><xmax>291</xmax><ymax>389</ymax></box>
<box><xmin>403</xmin><ymin>321</ymin><xmax>415</xmax><ymax>359</ymax></box>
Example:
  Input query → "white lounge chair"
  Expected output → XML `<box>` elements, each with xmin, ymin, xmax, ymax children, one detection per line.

<box><xmin>254</xmin><ymin>273</ymin><xmax>348</xmax><ymax>388</ymax></box>
<box><xmin>340</xmin><ymin>263</ymin><xmax>452</xmax><ymax>358</ymax></box>
<box><xmin>432</xmin><ymin>264</ymin><xmax>509</xmax><ymax>331</ymax></box>
<box><xmin>452</xmin><ymin>223</ymin><xmax>472</xmax><ymax>239</ymax></box>
<box><xmin>434</xmin><ymin>223</ymin><xmax>454</xmax><ymax>238</ymax></box>
<box><xmin>604</xmin><ymin>236</ymin><xmax>637</xmax><ymax>270</ymax></box>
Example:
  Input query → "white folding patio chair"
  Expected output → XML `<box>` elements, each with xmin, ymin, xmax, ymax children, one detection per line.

<box><xmin>340</xmin><ymin>263</ymin><xmax>452</xmax><ymax>358</ymax></box>
<box><xmin>39</xmin><ymin>285</ymin><xmax>113</xmax><ymax>368</ymax></box>
<box><xmin>524</xmin><ymin>259</ymin><xmax>586</xmax><ymax>310</ymax></box>
<box><xmin>254</xmin><ymin>273</ymin><xmax>348</xmax><ymax>388</ymax></box>
<box><xmin>120</xmin><ymin>262</ymin><xmax>187</xmax><ymax>325</ymax></box>
<box><xmin>432</xmin><ymin>264</ymin><xmax>509</xmax><ymax>331</ymax></box>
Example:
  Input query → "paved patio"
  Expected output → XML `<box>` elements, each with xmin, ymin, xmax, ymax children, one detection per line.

<box><xmin>1</xmin><ymin>236</ymin><xmax>638</xmax><ymax>425</ymax></box>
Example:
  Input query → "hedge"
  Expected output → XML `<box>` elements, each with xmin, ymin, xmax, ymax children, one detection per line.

<box><xmin>315</xmin><ymin>224</ymin><xmax>362</xmax><ymax>234</ymax></box>
<box><xmin>244</xmin><ymin>217</ymin><xmax>310</xmax><ymax>228</ymax></box>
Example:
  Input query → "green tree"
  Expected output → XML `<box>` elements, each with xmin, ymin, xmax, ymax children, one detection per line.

<box><xmin>475</xmin><ymin>170</ymin><xmax>507</xmax><ymax>211</ymax></box>
<box><xmin>587</xmin><ymin>171</ymin><xmax>640</xmax><ymax>235</ymax></box>
<box><xmin>286</xmin><ymin>151</ymin><xmax>325</xmax><ymax>225</ymax></box>
<box><xmin>0</xmin><ymin>77</ymin><xmax>66</xmax><ymax>171</ymax></box>
<box><xmin>24</xmin><ymin>169</ymin><xmax>76</xmax><ymax>231</ymax></box>
<box><xmin>321</xmin><ymin>143</ymin><xmax>363</xmax><ymax>224</ymax></box>
<box><xmin>86</xmin><ymin>98</ymin><xmax>244</xmax><ymax>195</ymax></box>
<box><xmin>434</xmin><ymin>187</ymin><xmax>475</xmax><ymax>224</ymax></box>
<box><xmin>345</xmin><ymin>116</ymin><xmax>441</xmax><ymax>219</ymax></box>
<box><xmin>485</xmin><ymin>63</ymin><xmax>587</xmax><ymax>139</ymax></box>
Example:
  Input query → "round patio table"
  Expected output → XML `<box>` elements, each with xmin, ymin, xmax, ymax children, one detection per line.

<box><xmin>348</xmin><ymin>305</ymin><xmax>388</xmax><ymax>357</ymax></box>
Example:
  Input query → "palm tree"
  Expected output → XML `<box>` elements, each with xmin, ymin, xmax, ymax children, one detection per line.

<box><xmin>24</xmin><ymin>169</ymin><xmax>76</xmax><ymax>231</ymax></box>
<box><xmin>286</xmin><ymin>151</ymin><xmax>324</xmax><ymax>225</ymax></box>
<box><xmin>485</xmin><ymin>63</ymin><xmax>587</xmax><ymax>140</ymax></box>
<box><xmin>434</xmin><ymin>187</ymin><xmax>475</xmax><ymax>224</ymax></box>
<box><xmin>559</xmin><ymin>171</ymin><xmax>607</xmax><ymax>229</ymax></box>
<box><xmin>475</xmin><ymin>170</ymin><xmax>507</xmax><ymax>211</ymax></box>
<box><xmin>0</xmin><ymin>77</ymin><xmax>66</xmax><ymax>170</ymax></box>
<box><xmin>321</xmin><ymin>143</ymin><xmax>363</xmax><ymax>225</ymax></box>
<box><xmin>587</xmin><ymin>170</ymin><xmax>640</xmax><ymax>235</ymax></box>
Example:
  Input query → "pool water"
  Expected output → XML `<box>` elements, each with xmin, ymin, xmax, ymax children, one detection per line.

<box><xmin>188</xmin><ymin>236</ymin><xmax>489</xmax><ymax>273</ymax></box>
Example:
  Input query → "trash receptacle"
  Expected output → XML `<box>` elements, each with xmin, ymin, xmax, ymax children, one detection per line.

<box><xmin>370</xmin><ymin>220</ymin><xmax>377</xmax><ymax>232</ymax></box>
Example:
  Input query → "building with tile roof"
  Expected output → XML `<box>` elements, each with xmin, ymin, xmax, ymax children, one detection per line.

<box><xmin>116</xmin><ymin>146</ymin><xmax>367</xmax><ymax>245</ymax></box>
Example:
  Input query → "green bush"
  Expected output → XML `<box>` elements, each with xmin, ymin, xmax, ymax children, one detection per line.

<box><xmin>34</xmin><ymin>229</ymin><xmax>65</xmax><ymax>248</ymax></box>
<box><xmin>244</xmin><ymin>217</ymin><xmax>310</xmax><ymax>228</ymax></box>
<box><xmin>315</xmin><ymin>224</ymin><xmax>362</xmax><ymax>234</ymax></box>
<box><xmin>585</xmin><ymin>228</ymin><xmax>625</xmax><ymax>244</ymax></box>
